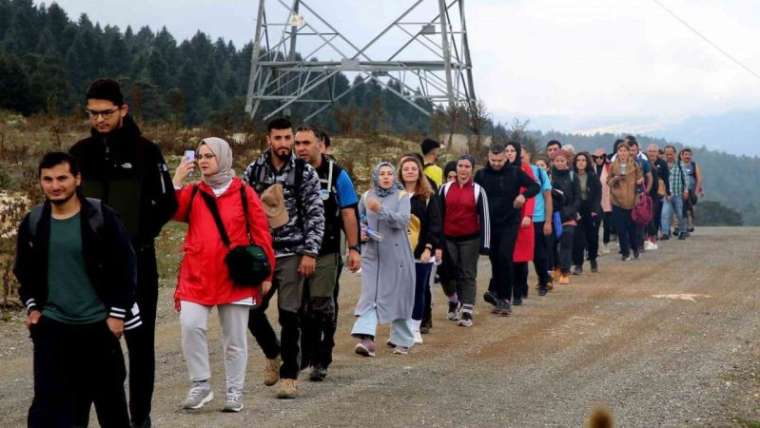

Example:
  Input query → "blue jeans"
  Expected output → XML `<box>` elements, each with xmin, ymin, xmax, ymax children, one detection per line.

<box><xmin>412</xmin><ymin>262</ymin><xmax>433</xmax><ymax>321</ymax></box>
<box><xmin>351</xmin><ymin>308</ymin><xmax>414</xmax><ymax>348</ymax></box>
<box><xmin>661</xmin><ymin>196</ymin><xmax>685</xmax><ymax>237</ymax></box>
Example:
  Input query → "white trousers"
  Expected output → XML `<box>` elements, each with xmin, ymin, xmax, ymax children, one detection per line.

<box><xmin>180</xmin><ymin>301</ymin><xmax>249</xmax><ymax>393</ymax></box>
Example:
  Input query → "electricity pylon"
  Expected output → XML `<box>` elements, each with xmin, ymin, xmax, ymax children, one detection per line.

<box><xmin>244</xmin><ymin>0</ymin><xmax>477</xmax><ymax>122</ymax></box>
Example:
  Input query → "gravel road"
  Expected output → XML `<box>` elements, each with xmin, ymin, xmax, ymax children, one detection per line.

<box><xmin>0</xmin><ymin>227</ymin><xmax>758</xmax><ymax>427</ymax></box>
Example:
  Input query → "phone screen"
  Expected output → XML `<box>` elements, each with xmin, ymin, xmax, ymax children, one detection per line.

<box><xmin>184</xmin><ymin>150</ymin><xmax>195</xmax><ymax>161</ymax></box>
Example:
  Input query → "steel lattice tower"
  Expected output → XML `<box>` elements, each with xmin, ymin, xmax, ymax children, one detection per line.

<box><xmin>244</xmin><ymin>0</ymin><xmax>477</xmax><ymax>122</ymax></box>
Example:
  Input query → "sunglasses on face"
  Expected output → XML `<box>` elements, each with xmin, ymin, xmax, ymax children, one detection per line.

<box><xmin>592</xmin><ymin>155</ymin><xmax>606</xmax><ymax>160</ymax></box>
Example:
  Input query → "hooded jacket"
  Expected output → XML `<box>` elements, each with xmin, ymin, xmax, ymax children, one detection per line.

<box><xmin>70</xmin><ymin>115</ymin><xmax>178</xmax><ymax>248</ymax></box>
<box><xmin>14</xmin><ymin>196</ymin><xmax>141</xmax><ymax>329</ymax></box>
<box><xmin>474</xmin><ymin>160</ymin><xmax>540</xmax><ymax>229</ymax></box>
<box><xmin>551</xmin><ymin>168</ymin><xmax>582</xmax><ymax>223</ymax></box>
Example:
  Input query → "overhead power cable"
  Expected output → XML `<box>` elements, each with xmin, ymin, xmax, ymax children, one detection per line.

<box><xmin>651</xmin><ymin>0</ymin><xmax>760</xmax><ymax>82</ymax></box>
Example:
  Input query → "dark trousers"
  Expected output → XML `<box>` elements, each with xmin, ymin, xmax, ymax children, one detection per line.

<box><xmin>648</xmin><ymin>197</ymin><xmax>663</xmax><ymax>237</ymax></box>
<box><xmin>248</xmin><ymin>256</ymin><xmax>303</xmax><ymax>380</ymax></box>
<box><xmin>123</xmin><ymin>245</ymin><xmax>158</xmax><ymax>426</ymax></box>
<box><xmin>612</xmin><ymin>205</ymin><xmax>637</xmax><ymax>257</ymax></box>
<box><xmin>514</xmin><ymin>262</ymin><xmax>529</xmax><ymax>297</ymax></box>
<box><xmin>531</xmin><ymin>222</ymin><xmax>551</xmax><ymax>287</ymax></box>
<box><xmin>443</xmin><ymin>237</ymin><xmax>480</xmax><ymax>309</ymax></box>
<box><xmin>488</xmin><ymin>224</ymin><xmax>519</xmax><ymax>301</ymax></box>
<box><xmin>602</xmin><ymin>211</ymin><xmax>614</xmax><ymax>244</ymax></box>
<box><xmin>412</xmin><ymin>262</ymin><xmax>433</xmax><ymax>320</ymax></box>
<box><xmin>30</xmin><ymin>317</ymin><xmax>129</xmax><ymax>428</ymax></box>
<box><xmin>301</xmin><ymin>254</ymin><xmax>341</xmax><ymax>370</ymax></box>
<box><xmin>554</xmin><ymin>225</ymin><xmax>575</xmax><ymax>274</ymax></box>
<box><xmin>572</xmin><ymin>212</ymin><xmax>600</xmax><ymax>267</ymax></box>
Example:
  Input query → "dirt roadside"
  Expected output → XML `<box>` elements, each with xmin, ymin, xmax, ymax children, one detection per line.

<box><xmin>0</xmin><ymin>227</ymin><xmax>757</xmax><ymax>427</ymax></box>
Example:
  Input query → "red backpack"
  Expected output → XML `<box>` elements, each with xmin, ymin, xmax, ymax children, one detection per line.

<box><xmin>632</xmin><ymin>189</ymin><xmax>653</xmax><ymax>225</ymax></box>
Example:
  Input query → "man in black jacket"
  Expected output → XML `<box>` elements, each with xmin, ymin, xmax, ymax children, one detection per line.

<box><xmin>475</xmin><ymin>143</ymin><xmax>539</xmax><ymax>315</ymax></box>
<box><xmin>15</xmin><ymin>152</ymin><xmax>137</xmax><ymax>428</ymax></box>
<box><xmin>69</xmin><ymin>79</ymin><xmax>177</xmax><ymax>428</ymax></box>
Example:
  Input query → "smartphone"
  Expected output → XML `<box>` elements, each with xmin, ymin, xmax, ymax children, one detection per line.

<box><xmin>184</xmin><ymin>150</ymin><xmax>195</xmax><ymax>162</ymax></box>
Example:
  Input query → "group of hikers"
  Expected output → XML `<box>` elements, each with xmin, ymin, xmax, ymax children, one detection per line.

<box><xmin>13</xmin><ymin>79</ymin><xmax>705</xmax><ymax>427</ymax></box>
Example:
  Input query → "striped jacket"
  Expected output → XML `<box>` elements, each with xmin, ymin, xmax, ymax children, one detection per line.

<box><xmin>439</xmin><ymin>181</ymin><xmax>491</xmax><ymax>254</ymax></box>
<box><xmin>13</xmin><ymin>197</ymin><xmax>142</xmax><ymax>330</ymax></box>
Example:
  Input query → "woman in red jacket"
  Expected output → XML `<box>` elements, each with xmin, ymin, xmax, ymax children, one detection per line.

<box><xmin>506</xmin><ymin>143</ymin><xmax>536</xmax><ymax>305</ymax></box>
<box><xmin>172</xmin><ymin>137</ymin><xmax>274</xmax><ymax>413</ymax></box>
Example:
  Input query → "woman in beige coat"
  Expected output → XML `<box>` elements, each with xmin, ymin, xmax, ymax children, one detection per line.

<box><xmin>607</xmin><ymin>143</ymin><xmax>643</xmax><ymax>261</ymax></box>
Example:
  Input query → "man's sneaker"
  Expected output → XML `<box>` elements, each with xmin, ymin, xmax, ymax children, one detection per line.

<box><xmin>354</xmin><ymin>339</ymin><xmax>376</xmax><ymax>357</ymax></box>
<box><xmin>572</xmin><ymin>265</ymin><xmax>583</xmax><ymax>275</ymax></box>
<box><xmin>309</xmin><ymin>366</ymin><xmax>327</xmax><ymax>382</ymax></box>
<box><xmin>413</xmin><ymin>330</ymin><xmax>424</xmax><ymax>345</ymax></box>
<box><xmin>495</xmin><ymin>299</ymin><xmax>512</xmax><ymax>316</ymax></box>
<box><xmin>392</xmin><ymin>346</ymin><xmax>410</xmax><ymax>355</ymax></box>
<box><xmin>447</xmin><ymin>301</ymin><xmax>461</xmax><ymax>321</ymax></box>
<box><xmin>559</xmin><ymin>274</ymin><xmax>570</xmax><ymax>285</ymax></box>
<box><xmin>621</xmin><ymin>254</ymin><xmax>633</xmax><ymax>262</ymax></box>
<box><xmin>483</xmin><ymin>290</ymin><xmax>498</xmax><ymax>306</ymax></box>
<box><xmin>644</xmin><ymin>240</ymin><xmax>656</xmax><ymax>251</ymax></box>
<box><xmin>590</xmin><ymin>259</ymin><xmax>598</xmax><ymax>273</ymax></box>
<box><xmin>222</xmin><ymin>388</ymin><xmax>244</xmax><ymax>412</ymax></box>
<box><xmin>538</xmin><ymin>286</ymin><xmax>548</xmax><ymax>297</ymax></box>
<box><xmin>263</xmin><ymin>356</ymin><xmax>281</xmax><ymax>386</ymax></box>
<box><xmin>276</xmin><ymin>378</ymin><xmax>298</xmax><ymax>399</ymax></box>
<box><xmin>182</xmin><ymin>381</ymin><xmax>213</xmax><ymax>410</ymax></box>
<box><xmin>633</xmin><ymin>250</ymin><xmax>640</xmax><ymax>260</ymax></box>
<box><xmin>458</xmin><ymin>312</ymin><xmax>473</xmax><ymax>327</ymax></box>
<box><xmin>678</xmin><ymin>233</ymin><xmax>687</xmax><ymax>240</ymax></box>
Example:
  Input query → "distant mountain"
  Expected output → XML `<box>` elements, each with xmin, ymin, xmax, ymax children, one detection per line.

<box><xmin>653</xmin><ymin>109</ymin><xmax>760</xmax><ymax>157</ymax></box>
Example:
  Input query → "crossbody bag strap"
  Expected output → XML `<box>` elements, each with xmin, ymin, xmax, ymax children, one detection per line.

<box><xmin>239</xmin><ymin>186</ymin><xmax>253</xmax><ymax>245</ymax></box>
<box><xmin>199</xmin><ymin>191</ymin><xmax>231</xmax><ymax>247</ymax></box>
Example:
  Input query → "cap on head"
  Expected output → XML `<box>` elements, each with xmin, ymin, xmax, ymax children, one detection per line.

<box><xmin>86</xmin><ymin>79</ymin><xmax>124</xmax><ymax>106</ymax></box>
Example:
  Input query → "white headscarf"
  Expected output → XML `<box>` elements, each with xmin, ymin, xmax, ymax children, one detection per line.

<box><xmin>199</xmin><ymin>137</ymin><xmax>235</xmax><ymax>190</ymax></box>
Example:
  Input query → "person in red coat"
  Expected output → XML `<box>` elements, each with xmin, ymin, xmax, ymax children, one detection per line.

<box><xmin>509</xmin><ymin>143</ymin><xmax>537</xmax><ymax>305</ymax></box>
<box><xmin>172</xmin><ymin>137</ymin><xmax>275</xmax><ymax>413</ymax></box>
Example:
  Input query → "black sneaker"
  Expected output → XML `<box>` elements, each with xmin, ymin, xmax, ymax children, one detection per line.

<box><xmin>447</xmin><ymin>301</ymin><xmax>461</xmax><ymax>321</ymax></box>
<box><xmin>483</xmin><ymin>290</ymin><xmax>498</xmax><ymax>306</ymax></box>
<box><xmin>309</xmin><ymin>366</ymin><xmax>327</xmax><ymax>382</ymax></box>
<box><xmin>513</xmin><ymin>296</ymin><xmax>523</xmax><ymax>306</ymax></box>
<box><xmin>678</xmin><ymin>233</ymin><xmax>687</xmax><ymax>240</ymax></box>
<box><xmin>661</xmin><ymin>234</ymin><xmax>670</xmax><ymax>240</ymax></box>
<box><xmin>633</xmin><ymin>250</ymin><xmax>640</xmax><ymax>259</ymax></box>
<box><xmin>538</xmin><ymin>286</ymin><xmax>548</xmax><ymax>296</ymax></box>
<box><xmin>458</xmin><ymin>312</ymin><xmax>473</xmax><ymax>327</ymax></box>
<box><xmin>495</xmin><ymin>299</ymin><xmax>512</xmax><ymax>316</ymax></box>
<box><xmin>590</xmin><ymin>259</ymin><xmax>598</xmax><ymax>273</ymax></box>
<box><xmin>572</xmin><ymin>265</ymin><xmax>583</xmax><ymax>275</ymax></box>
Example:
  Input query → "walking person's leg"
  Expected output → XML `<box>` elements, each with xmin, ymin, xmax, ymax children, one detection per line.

<box><xmin>602</xmin><ymin>211</ymin><xmax>612</xmax><ymax>245</ymax></box>
<box><xmin>559</xmin><ymin>226</ymin><xmax>575</xmax><ymax>278</ymax></box>
<box><xmin>495</xmin><ymin>225</ymin><xmax>519</xmax><ymax>304</ymax></box>
<box><xmin>443</xmin><ymin>239</ymin><xmax>462</xmax><ymax>320</ymax></box>
<box><xmin>275</xmin><ymin>255</ymin><xmax>306</xmax><ymax>397</ymax></box>
<box><xmin>612</xmin><ymin>206</ymin><xmax>631</xmax><ymax>257</ymax></box>
<box><xmin>179</xmin><ymin>301</ymin><xmax>214</xmax><ymax>409</ymax></box>
<box><xmin>458</xmin><ymin>237</ymin><xmax>481</xmax><ymax>323</ymax></box>
<box><xmin>588</xmin><ymin>214</ymin><xmax>601</xmax><ymax>270</ymax></box>
<box><xmin>532</xmin><ymin>222</ymin><xmax>550</xmax><ymax>294</ymax></box>
<box><xmin>351</xmin><ymin>307</ymin><xmax>379</xmax><ymax>357</ymax></box>
<box><xmin>247</xmin><ymin>286</ymin><xmax>282</xmax><ymax>386</ymax></box>
<box><xmin>389</xmin><ymin>319</ymin><xmax>415</xmax><ymax>351</ymax></box>
<box><xmin>572</xmin><ymin>216</ymin><xmax>586</xmax><ymax>272</ymax></box>
<box><xmin>487</xmin><ymin>229</ymin><xmax>503</xmax><ymax>297</ymax></box>
<box><xmin>218</xmin><ymin>304</ymin><xmax>250</xmax><ymax>411</ymax></box>
<box><xmin>90</xmin><ymin>321</ymin><xmax>130</xmax><ymax>428</ymax></box>
<box><xmin>305</xmin><ymin>253</ymin><xmax>339</xmax><ymax>378</ymax></box>
<box><xmin>661</xmin><ymin>198</ymin><xmax>673</xmax><ymax>238</ymax></box>
<box><xmin>514</xmin><ymin>262</ymin><xmax>529</xmax><ymax>301</ymax></box>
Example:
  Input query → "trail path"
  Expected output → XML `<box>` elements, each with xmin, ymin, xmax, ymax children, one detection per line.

<box><xmin>0</xmin><ymin>227</ymin><xmax>758</xmax><ymax>427</ymax></box>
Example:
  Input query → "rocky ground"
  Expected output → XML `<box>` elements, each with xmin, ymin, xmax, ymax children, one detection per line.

<box><xmin>0</xmin><ymin>227</ymin><xmax>758</xmax><ymax>427</ymax></box>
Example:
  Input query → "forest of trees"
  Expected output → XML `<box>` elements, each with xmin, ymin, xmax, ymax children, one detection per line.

<box><xmin>0</xmin><ymin>0</ymin><xmax>433</xmax><ymax>132</ymax></box>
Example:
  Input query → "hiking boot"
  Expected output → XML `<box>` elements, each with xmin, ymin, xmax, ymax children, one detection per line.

<box><xmin>182</xmin><ymin>381</ymin><xmax>213</xmax><ymax>410</ymax></box>
<box><xmin>538</xmin><ymin>285</ymin><xmax>548</xmax><ymax>296</ymax></box>
<box><xmin>572</xmin><ymin>265</ymin><xmax>583</xmax><ymax>275</ymax></box>
<box><xmin>483</xmin><ymin>290</ymin><xmax>498</xmax><ymax>306</ymax></box>
<box><xmin>559</xmin><ymin>274</ymin><xmax>570</xmax><ymax>285</ymax></box>
<box><xmin>447</xmin><ymin>301</ymin><xmax>461</xmax><ymax>321</ymax></box>
<box><xmin>413</xmin><ymin>330</ymin><xmax>424</xmax><ymax>345</ymax></box>
<box><xmin>263</xmin><ymin>356</ymin><xmax>281</xmax><ymax>386</ymax></box>
<box><xmin>222</xmin><ymin>388</ymin><xmax>244</xmax><ymax>412</ymax></box>
<box><xmin>458</xmin><ymin>312</ymin><xmax>473</xmax><ymax>327</ymax></box>
<box><xmin>392</xmin><ymin>346</ymin><xmax>410</xmax><ymax>355</ymax></box>
<box><xmin>590</xmin><ymin>259</ymin><xmax>598</xmax><ymax>273</ymax></box>
<box><xmin>354</xmin><ymin>339</ymin><xmax>376</xmax><ymax>357</ymax></box>
<box><xmin>276</xmin><ymin>378</ymin><xmax>298</xmax><ymax>399</ymax></box>
<box><xmin>309</xmin><ymin>366</ymin><xmax>327</xmax><ymax>382</ymax></box>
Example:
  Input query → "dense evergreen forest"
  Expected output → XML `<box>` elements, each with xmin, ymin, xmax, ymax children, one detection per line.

<box><xmin>0</xmin><ymin>0</ymin><xmax>757</xmax><ymax>224</ymax></box>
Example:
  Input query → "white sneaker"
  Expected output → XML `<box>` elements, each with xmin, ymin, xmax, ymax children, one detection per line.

<box><xmin>413</xmin><ymin>330</ymin><xmax>423</xmax><ymax>345</ymax></box>
<box><xmin>601</xmin><ymin>243</ymin><xmax>610</xmax><ymax>254</ymax></box>
<box><xmin>182</xmin><ymin>382</ymin><xmax>214</xmax><ymax>410</ymax></box>
<box><xmin>644</xmin><ymin>241</ymin><xmax>656</xmax><ymax>251</ymax></box>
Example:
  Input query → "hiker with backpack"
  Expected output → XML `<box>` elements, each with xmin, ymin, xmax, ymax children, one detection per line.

<box><xmin>15</xmin><ymin>152</ymin><xmax>137</xmax><ymax>428</ymax></box>
<box><xmin>440</xmin><ymin>155</ymin><xmax>491</xmax><ymax>326</ymax></box>
<box><xmin>70</xmin><ymin>79</ymin><xmax>177</xmax><ymax>428</ymax></box>
<box><xmin>398</xmin><ymin>154</ymin><xmax>443</xmax><ymax>345</ymax></box>
<box><xmin>549</xmin><ymin>149</ymin><xmax>581</xmax><ymax>285</ymax></box>
<box><xmin>172</xmin><ymin>137</ymin><xmax>275</xmax><ymax>412</ymax></box>
<box><xmin>571</xmin><ymin>152</ymin><xmax>602</xmax><ymax>275</ymax></box>
<box><xmin>294</xmin><ymin>125</ymin><xmax>361</xmax><ymax>381</ymax></box>
<box><xmin>352</xmin><ymin>162</ymin><xmax>416</xmax><ymax>356</ymax></box>
<box><xmin>608</xmin><ymin>143</ymin><xmax>643</xmax><ymax>261</ymax></box>
<box><xmin>243</xmin><ymin>118</ymin><xmax>325</xmax><ymax>399</ymax></box>
<box><xmin>679</xmin><ymin>148</ymin><xmax>703</xmax><ymax>235</ymax></box>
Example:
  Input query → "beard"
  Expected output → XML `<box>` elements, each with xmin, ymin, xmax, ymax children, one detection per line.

<box><xmin>273</xmin><ymin>147</ymin><xmax>291</xmax><ymax>161</ymax></box>
<box><xmin>48</xmin><ymin>191</ymin><xmax>76</xmax><ymax>206</ymax></box>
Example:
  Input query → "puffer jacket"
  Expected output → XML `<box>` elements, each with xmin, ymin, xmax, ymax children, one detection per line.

<box><xmin>550</xmin><ymin>168</ymin><xmax>581</xmax><ymax>224</ymax></box>
<box><xmin>243</xmin><ymin>150</ymin><xmax>324</xmax><ymax>257</ymax></box>
<box><xmin>174</xmin><ymin>178</ymin><xmax>275</xmax><ymax>307</ymax></box>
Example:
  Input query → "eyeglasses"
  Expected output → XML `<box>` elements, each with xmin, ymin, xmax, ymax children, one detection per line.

<box><xmin>86</xmin><ymin>108</ymin><xmax>120</xmax><ymax>119</ymax></box>
<box><xmin>197</xmin><ymin>153</ymin><xmax>216</xmax><ymax>160</ymax></box>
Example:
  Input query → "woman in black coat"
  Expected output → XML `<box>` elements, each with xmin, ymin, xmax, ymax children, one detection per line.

<box><xmin>571</xmin><ymin>152</ymin><xmax>603</xmax><ymax>274</ymax></box>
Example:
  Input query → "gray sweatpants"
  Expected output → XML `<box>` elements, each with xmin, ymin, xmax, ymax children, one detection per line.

<box><xmin>444</xmin><ymin>237</ymin><xmax>480</xmax><ymax>313</ymax></box>
<box><xmin>180</xmin><ymin>301</ymin><xmax>249</xmax><ymax>393</ymax></box>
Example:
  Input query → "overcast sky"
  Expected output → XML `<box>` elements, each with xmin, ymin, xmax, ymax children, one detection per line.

<box><xmin>46</xmin><ymin>0</ymin><xmax>760</xmax><ymax>132</ymax></box>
